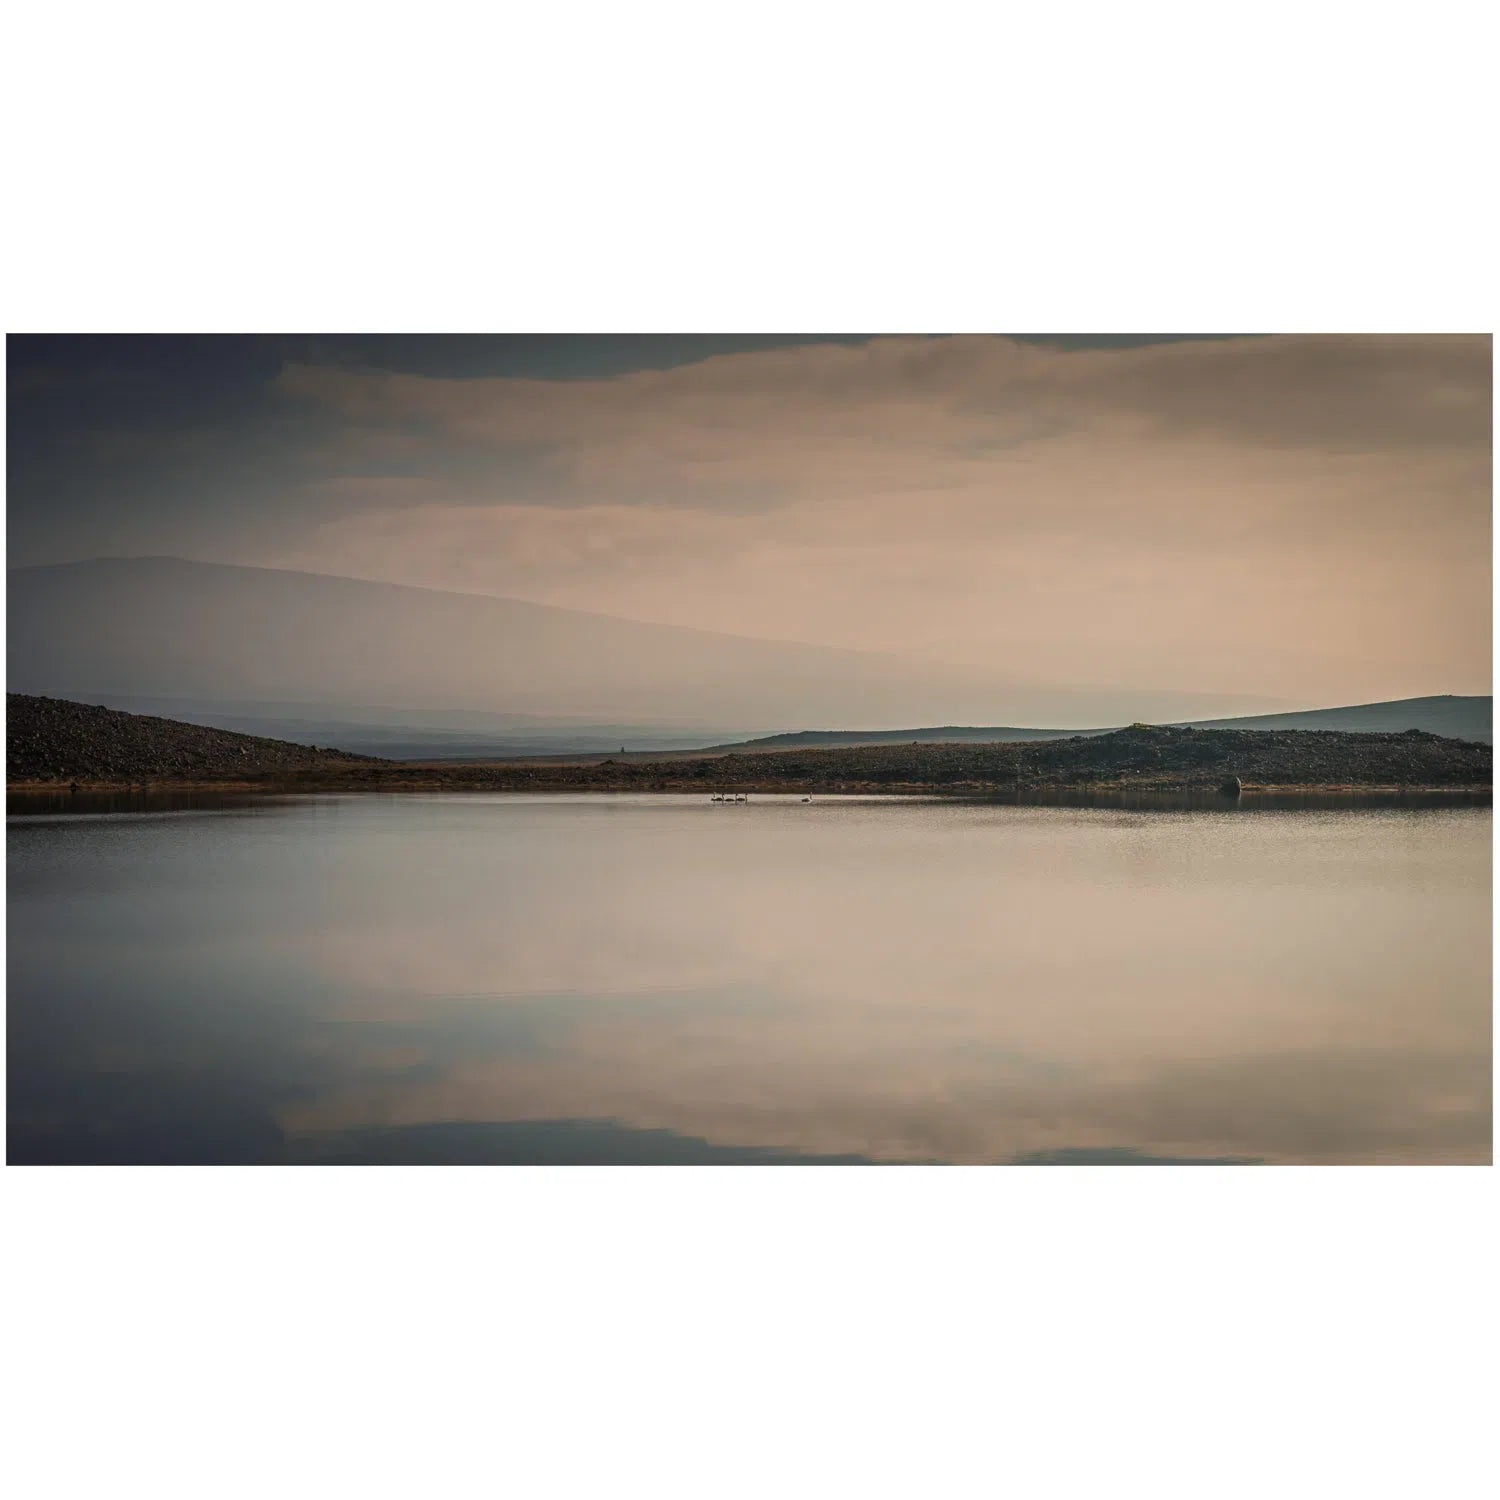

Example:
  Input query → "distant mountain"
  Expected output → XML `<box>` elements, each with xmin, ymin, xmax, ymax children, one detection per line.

<box><xmin>46</xmin><ymin>695</ymin><xmax>756</xmax><ymax>759</ymax></box>
<box><xmin>6</xmin><ymin>557</ymin><xmax>1283</xmax><ymax>732</ymax></box>
<box><xmin>714</xmin><ymin>696</ymin><xmax>1492</xmax><ymax>751</ymax></box>
<box><xmin>1168</xmin><ymin>696</ymin><xmax>1491</xmax><ymax>743</ymax></box>
<box><xmin>710</xmin><ymin>725</ymin><xmax>1105</xmax><ymax>751</ymax></box>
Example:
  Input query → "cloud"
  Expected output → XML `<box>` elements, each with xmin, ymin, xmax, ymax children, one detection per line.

<box><xmin>259</xmin><ymin>335</ymin><xmax>1492</xmax><ymax>703</ymax></box>
<box><xmin>274</xmin><ymin>334</ymin><xmax>1490</xmax><ymax>504</ymax></box>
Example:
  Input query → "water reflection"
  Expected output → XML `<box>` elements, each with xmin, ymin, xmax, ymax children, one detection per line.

<box><xmin>8</xmin><ymin>789</ymin><xmax>302</xmax><ymax>818</ymax></box>
<box><xmin>9</xmin><ymin>786</ymin><xmax>1490</xmax><ymax>819</ymax></box>
<box><xmin>972</xmin><ymin>787</ymin><xmax>1492</xmax><ymax>812</ymax></box>
<box><xmin>8</xmin><ymin>795</ymin><xmax>1491</xmax><ymax>1164</ymax></box>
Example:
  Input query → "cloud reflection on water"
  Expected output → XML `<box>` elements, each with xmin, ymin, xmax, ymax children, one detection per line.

<box><xmin>8</xmin><ymin>797</ymin><xmax>1491</xmax><ymax>1164</ymax></box>
<box><xmin>272</xmin><ymin>799</ymin><xmax>1490</xmax><ymax>1164</ymax></box>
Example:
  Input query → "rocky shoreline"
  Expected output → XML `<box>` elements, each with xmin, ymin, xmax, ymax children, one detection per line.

<box><xmin>7</xmin><ymin>695</ymin><xmax>1492</xmax><ymax>797</ymax></box>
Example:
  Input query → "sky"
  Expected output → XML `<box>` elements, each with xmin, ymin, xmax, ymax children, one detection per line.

<box><xmin>7</xmin><ymin>332</ymin><xmax>1491</xmax><ymax>707</ymax></box>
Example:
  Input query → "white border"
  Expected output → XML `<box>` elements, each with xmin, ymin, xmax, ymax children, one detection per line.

<box><xmin>3</xmin><ymin>5</ymin><xmax>1495</xmax><ymax>1499</ymax></box>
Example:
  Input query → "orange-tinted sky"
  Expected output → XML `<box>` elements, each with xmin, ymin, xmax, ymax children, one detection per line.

<box><xmin>9</xmin><ymin>334</ymin><xmax>1491</xmax><ymax>707</ymax></box>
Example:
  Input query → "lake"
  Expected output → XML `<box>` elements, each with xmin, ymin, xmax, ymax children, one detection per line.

<box><xmin>7</xmin><ymin>793</ymin><xmax>1491</xmax><ymax>1164</ymax></box>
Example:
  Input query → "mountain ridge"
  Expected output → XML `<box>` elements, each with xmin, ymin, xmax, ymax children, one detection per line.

<box><xmin>6</xmin><ymin>556</ymin><xmax>1297</xmax><ymax>730</ymax></box>
<box><xmin>708</xmin><ymin>695</ymin><xmax>1492</xmax><ymax>751</ymax></box>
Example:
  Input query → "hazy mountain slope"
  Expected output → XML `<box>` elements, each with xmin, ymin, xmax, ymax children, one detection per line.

<box><xmin>6</xmin><ymin>557</ymin><xmax>1277</xmax><ymax>729</ymax></box>
<box><xmin>56</xmin><ymin>695</ymin><xmax>754</xmax><ymax>758</ymax></box>
<box><xmin>711</xmin><ymin>725</ymin><xmax>1106</xmax><ymax>750</ymax></box>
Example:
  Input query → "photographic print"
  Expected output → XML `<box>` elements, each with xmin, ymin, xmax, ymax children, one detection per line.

<box><xmin>6</xmin><ymin>333</ymin><xmax>1492</xmax><ymax>1164</ymax></box>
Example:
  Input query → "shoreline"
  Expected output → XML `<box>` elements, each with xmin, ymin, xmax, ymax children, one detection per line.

<box><xmin>12</xmin><ymin>698</ymin><xmax>1488</xmax><ymax>803</ymax></box>
<box><xmin>9</xmin><ymin>777</ymin><xmax>1492</xmax><ymax>798</ymax></box>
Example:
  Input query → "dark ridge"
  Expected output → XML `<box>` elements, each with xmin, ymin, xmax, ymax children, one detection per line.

<box><xmin>634</xmin><ymin>723</ymin><xmax>1488</xmax><ymax>792</ymax></box>
<box><xmin>6</xmin><ymin>693</ymin><xmax>380</xmax><ymax>783</ymax></box>
<box><xmin>7</xmin><ymin>697</ymin><xmax>1491</xmax><ymax>793</ymax></box>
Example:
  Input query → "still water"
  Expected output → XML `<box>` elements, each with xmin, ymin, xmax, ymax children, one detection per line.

<box><xmin>7</xmin><ymin>794</ymin><xmax>1491</xmax><ymax>1164</ymax></box>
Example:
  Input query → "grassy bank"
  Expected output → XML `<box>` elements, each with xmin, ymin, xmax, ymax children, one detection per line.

<box><xmin>9</xmin><ymin>696</ymin><xmax>1491</xmax><ymax>797</ymax></box>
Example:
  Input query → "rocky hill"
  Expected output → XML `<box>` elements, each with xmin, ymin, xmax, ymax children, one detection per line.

<box><xmin>691</xmin><ymin>723</ymin><xmax>1492</xmax><ymax>790</ymax></box>
<box><xmin>6</xmin><ymin>694</ymin><xmax>378</xmax><ymax>783</ymax></box>
<box><xmin>6</xmin><ymin>697</ymin><xmax>1490</xmax><ymax>793</ymax></box>
<box><xmin>464</xmin><ymin>723</ymin><xmax>1492</xmax><ymax>793</ymax></box>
